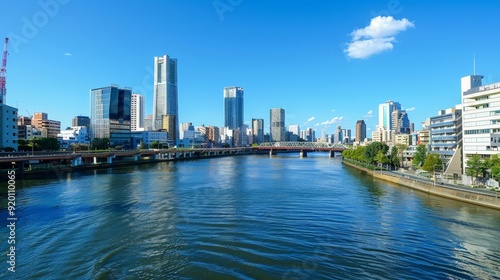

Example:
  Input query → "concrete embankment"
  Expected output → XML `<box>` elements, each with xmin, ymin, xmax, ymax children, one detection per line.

<box><xmin>342</xmin><ymin>160</ymin><xmax>500</xmax><ymax>210</ymax></box>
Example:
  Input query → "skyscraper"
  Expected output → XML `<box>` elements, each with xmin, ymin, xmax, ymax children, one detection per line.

<box><xmin>224</xmin><ymin>87</ymin><xmax>244</xmax><ymax>129</ymax></box>
<box><xmin>252</xmin><ymin>118</ymin><xmax>264</xmax><ymax>144</ymax></box>
<box><xmin>72</xmin><ymin>116</ymin><xmax>90</xmax><ymax>128</ymax></box>
<box><xmin>270</xmin><ymin>108</ymin><xmax>285</xmax><ymax>142</ymax></box>
<box><xmin>355</xmin><ymin>120</ymin><xmax>366</xmax><ymax>142</ymax></box>
<box><xmin>131</xmin><ymin>93</ymin><xmax>144</xmax><ymax>131</ymax></box>
<box><xmin>224</xmin><ymin>86</ymin><xmax>244</xmax><ymax>146</ymax></box>
<box><xmin>378</xmin><ymin>100</ymin><xmax>401</xmax><ymax>130</ymax></box>
<box><xmin>90</xmin><ymin>85</ymin><xmax>131</xmax><ymax>147</ymax></box>
<box><xmin>153</xmin><ymin>55</ymin><xmax>178</xmax><ymax>142</ymax></box>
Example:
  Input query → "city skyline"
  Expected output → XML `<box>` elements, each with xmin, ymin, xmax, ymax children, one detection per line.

<box><xmin>2</xmin><ymin>1</ymin><xmax>500</xmax><ymax>133</ymax></box>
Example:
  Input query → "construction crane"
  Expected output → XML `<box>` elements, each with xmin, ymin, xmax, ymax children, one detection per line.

<box><xmin>0</xmin><ymin>38</ymin><xmax>8</xmax><ymax>104</ymax></box>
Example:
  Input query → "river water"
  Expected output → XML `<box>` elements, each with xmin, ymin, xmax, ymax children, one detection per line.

<box><xmin>1</xmin><ymin>154</ymin><xmax>500</xmax><ymax>279</ymax></box>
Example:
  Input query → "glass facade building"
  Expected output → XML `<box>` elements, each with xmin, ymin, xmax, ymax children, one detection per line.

<box><xmin>270</xmin><ymin>108</ymin><xmax>285</xmax><ymax>142</ymax></box>
<box><xmin>153</xmin><ymin>55</ymin><xmax>178</xmax><ymax>143</ymax></box>
<box><xmin>90</xmin><ymin>85</ymin><xmax>131</xmax><ymax>147</ymax></box>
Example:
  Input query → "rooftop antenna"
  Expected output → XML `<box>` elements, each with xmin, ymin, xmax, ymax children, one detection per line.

<box><xmin>473</xmin><ymin>52</ymin><xmax>476</xmax><ymax>75</ymax></box>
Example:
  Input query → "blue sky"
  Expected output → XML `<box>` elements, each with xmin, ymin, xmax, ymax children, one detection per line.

<box><xmin>2</xmin><ymin>0</ymin><xmax>500</xmax><ymax>135</ymax></box>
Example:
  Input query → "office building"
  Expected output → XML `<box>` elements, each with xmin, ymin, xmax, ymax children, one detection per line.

<box><xmin>429</xmin><ymin>106</ymin><xmax>462</xmax><ymax>164</ymax></box>
<box><xmin>392</xmin><ymin>109</ymin><xmax>411</xmax><ymax>134</ymax></box>
<box><xmin>341</xmin><ymin>128</ymin><xmax>351</xmax><ymax>143</ymax></box>
<box><xmin>153</xmin><ymin>55</ymin><xmax>178</xmax><ymax>142</ymax></box>
<box><xmin>252</xmin><ymin>118</ymin><xmax>264</xmax><ymax>144</ymax></box>
<box><xmin>90</xmin><ymin>85</ymin><xmax>131</xmax><ymax>147</ymax></box>
<box><xmin>72</xmin><ymin>116</ymin><xmax>90</xmax><ymax>128</ymax></box>
<box><xmin>131</xmin><ymin>93</ymin><xmax>145</xmax><ymax>131</ymax></box>
<box><xmin>0</xmin><ymin>103</ymin><xmax>18</xmax><ymax>150</ymax></box>
<box><xmin>32</xmin><ymin>112</ymin><xmax>61</xmax><ymax>138</ymax></box>
<box><xmin>224</xmin><ymin>86</ymin><xmax>244</xmax><ymax>146</ymax></box>
<box><xmin>270</xmin><ymin>108</ymin><xmax>285</xmax><ymax>142</ymax></box>
<box><xmin>333</xmin><ymin>125</ymin><xmax>343</xmax><ymax>144</ymax></box>
<box><xmin>355</xmin><ymin>120</ymin><xmax>366</xmax><ymax>143</ymax></box>
<box><xmin>461</xmin><ymin>74</ymin><xmax>500</xmax><ymax>177</ymax></box>
<box><xmin>162</xmin><ymin>114</ymin><xmax>176</xmax><ymax>143</ymax></box>
<box><xmin>378</xmin><ymin>100</ymin><xmax>402</xmax><ymax>130</ymax></box>
<box><xmin>57</xmin><ymin>126</ymin><xmax>90</xmax><ymax>149</ymax></box>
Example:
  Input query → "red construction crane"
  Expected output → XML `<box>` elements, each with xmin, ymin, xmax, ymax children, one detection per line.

<box><xmin>0</xmin><ymin>37</ymin><xmax>9</xmax><ymax>104</ymax></box>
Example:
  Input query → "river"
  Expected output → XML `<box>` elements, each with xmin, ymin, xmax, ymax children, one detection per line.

<box><xmin>1</xmin><ymin>154</ymin><xmax>499</xmax><ymax>279</ymax></box>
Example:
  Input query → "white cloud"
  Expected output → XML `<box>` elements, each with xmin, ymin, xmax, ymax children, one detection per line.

<box><xmin>331</xmin><ymin>109</ymin><xmax>336</xmax><ymax>112</ymax></box>
<box><xmin>344</xmin><ymin>16</ymin><xmax>414</xmax><ymax>59</ymax></box>
<box><xmin>307</xmin><ymin>116</ymin><xmax>315</xmax><ymax>122</ymax></box>
<box><xmin>321</xmin><ymin>116</ymin><xmax>344</xmax><ymax>125</ymax></box>
<box><xmin>64</xmin><ymin>52</ymin><xmax>72</xmax><ymax>56</ymax></box>
<box><xmin>406</xmin><ymin>107</ymin><xmax>416</xmax><ymax>112</ymax></box>
<box><xmin>367</xmin><ymin>110</ymin><xmax>373</xmax><ymax>115</ymax></box>
<box><xmin>364</xmin><ymin>109</ymin><xmax>374</xmax><ymax>118</ymax></box>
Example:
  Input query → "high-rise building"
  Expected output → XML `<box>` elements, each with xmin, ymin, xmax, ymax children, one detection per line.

<box><xmin>131</xmin><ymin>93</ymin><xmax>145</xmax><ymax>131</ymax></box>
<box><xmin>429</xmin><ymin>105</ymin><xmax>462</xmax><ymax>175</ymax></box>
<box><xmin>341</xmin><ymin>128</ymin><xmax>351</xmax><ymax>143</ymax></box>
<box><xmin>90</xmin><ymin>85</ymin><xmax>131</xmax><ymax>147</ymax></box>
<box><xmin>72</xmin><ymin>116</ymin><xmax>90</xmax><ymax>128</ymax></box>
<box><xmin>289</xmin><ymin>125</ymin><xmax>300</xmax><ymax>137</ymax></box>
<box><xmin>392</xmin><ymin>109</ymin><xmax>411</xmax><ymax>134</ymax></box>
<box><xmin>355</xmin><ymin>120</ymin><xmax>366</xmax><ymax>142</ymax></box>
<box><xmin>461</xmin><ymin>74</ymin><xmax>500</xmax><ymax>178</ymax></box>
<box><xmin>224</xmin><ymin>86</ymin><xmax>244</xmax><ymax>146</ymax></box>
<box><xmin>224</xmin><ymin>86</ymin><xmax>244</xmax><ymax>129</ymax></box>
<box><xmin>32</xmin><ymin>112</ymin><xmax>61</xmax><ymax>138</ymax></box>
<box><xmin>378</xmin><ymin>100</ymin><xmax>402</xmax><ymax>130</ymax></box>
<box><xmin>270</xmin><ymin>108</ymin><xmax>285</xmax><ymax>142</ymax></box>
<box><xmin>153</xmin><ymin>55</ymin><xmax>178</xmax><ymax>142</ymax></box>
<box><xmin>252</xmin><ymin>118</ymin><xmax>264</xmax><ymax>144</ymax></box>
<box><xmin>162</xmin><ymin>114</ymin><xmax>177</xmax><ymax>143</ymax></box>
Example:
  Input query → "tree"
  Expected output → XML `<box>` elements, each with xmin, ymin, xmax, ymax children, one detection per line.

<box><xmin>92</xmin><ymin>138</ymin><xmax>110</xmax><ymax>150</ymax></box>
<box><xmin>421</xmin><ymin>153</ymin><xmax>442</xmax><ymax>173</ymax></box>
<box><xmin>139</xmin><ymin>142</ymin><xmax>148</xmax><ymax>150</ymax></box>
<box><xmin>150</xmin><ymin>141</ymin><xmax>161</xmax><ymax>149</ymax></box>
<box><xmin>374</xmin><ymin>150</ymin><xmax>390</xmax><ymax>169</ymax></box>
<box><xmin>364</xmin><ymin>142</ymin><xmax>389</xmax><ymax>164</ymax></box>
<box><xmin>465</xmin><ymin>154</ymin><xmax>486</xmax><ymax>185</ymax></box>
<box><xmin>390</xmin><ymin>146</ymin><xmax>399</xmax><ymax>169</ymax></box>
<box><xmin>395</xmin><ymin>143</ymin><xmax>408</xmax><ymax>167</ymax></box>
<box><xmin>412</xmin><ymin>144</ymin><xmax>427</xmax><ymax>168</ymax></box>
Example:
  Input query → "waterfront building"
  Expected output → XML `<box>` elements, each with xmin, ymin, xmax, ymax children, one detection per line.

<box><xmin>252</xmin><ymin>118</ymin><xmax>264</xmax><ymax>144</ymax></box>
<box><xmin>208</xmin><ymin>126</ymin><xmax>220</xmax><ymax>145</ymax></box>
<box><xmin>429</xmin><ymin>105</ymin><xmax>462</xmax><ymax>175</ymax></box>
<box><xmin>355</xmin><ymin>120</ymin><xmax>366</xmax><ymax>143</ymax></box>
<box><xmin>270</xmin><ymin>108</ymin><xmax>286</xmax><ymax>142</ymax></box>
<box><xmin>32</xmin><ymin>112</ymin><xmax>61</xmax><ymax>138</ymax></box>
<box><xmin>152</xmin><ymin>55</ymin><xmax>178</xmax><ymax>142</ymax></box>
<box><xmin>301</xmin><ymin>128</ymin><xmax>315</xmax><ymax>142</ymax></box>
<box><xmin>0</xmin><ymin>103</ymin><xmax>18</xmax><ymax>150</ymax></box>
<box><xmin>461</xmin><ymin>74</ymin><xmax>500</xmax><ymax>178</ymax></box>
<box><xmin>90</xmin><ymin>85</ymin><xmax>131</xmax><ymax>148</ymax></box>
<box><xmin>131</xmin><ymin>93</ymin><xmax>145</xmax><ymax>131</ymax></box>
<box><xmin>162</xmin><ymin>114</ymin><xmax>176</xmax><ymax>143</ymax></box>
<box><xmin>57</xmin><ymin>126</ymin><xmax>90</xmax><ymax>149</ymax></box>
<box><xmin>130</xmin><ymin>131</ymin><xmax>168</xmax><ymax>148</ymax></box>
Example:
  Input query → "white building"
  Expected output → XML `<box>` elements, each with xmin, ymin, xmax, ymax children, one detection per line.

<box><xmin>461</xmin><ymin>74</ymin><xmax>500</xmax><ymax>177</ymax></box>
<box><xmin>131</xmin><ymin>93</ymin><xmax>145</xmax><ymax>131</ymax></box>
<box><xmin>57</xmin><ymin>126</ymin><xmax>90</xmax><ymax>149</ymax></box>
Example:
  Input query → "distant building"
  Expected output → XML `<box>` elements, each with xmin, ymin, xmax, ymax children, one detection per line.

<box><xmin>90</xmin><ymin>85</ymin><xmax>131</xmax><ymax>148</ymax></box>
<box><xmin>162</xmin><ymin>114</ymin><xmax>176</xmax><ymax>143</ymax></box>
<box><xmin>131</xmin><ymin>93</ymin><xmax>145</xmax><ymax>131</ymax></box>
<box><xmin>32</xmin><ymin>112</ymin><xmax>61</xmax><ymax>138</ymax></box>
<box><xmin>0</xmin><ymin>103</ymin><xmax>18</xmax><ymax>150</ymax></box>
<box><xmin>224</xmin><ymin>86</ymin><xmax>244</xmax><ymax>146</ymax></box>
<box><xmin>289</xmin><ymin>125</ymin><xmax>300</xmax><ymax>139</ymax></box>
<box><xmin>252</xmin><ymin>118</ymin><xmax>264</xmax><ymax>144</ymax></box>
<box><xmin>429</xmin><ymin>106</ymin><xmax>462</xmax><ymax>165</ymax></box>
<box><xmin>355</xmin><ymin>120</ymin><xmax>366</xmax><ymax>143</ymax></box>
<box><xmin>341</xmin><ymin>128</ymin><xmax>351</xmax><ymax>144</ymax></box>
<box><xmin>144</xmin><ymin>115</ymin><xmax>153</xmax><ymax>131</ymax></box>
<box><xmin>333</xmin><ymin>125</ymin><xmax>342</xmax><ymax>144</ymax></box>
<box><xmin>270</xmin><ymin>108</ymin><xmax>286</xmax><ymax>142</ymax></box>
<box><xmin>153</xmin><ymin>55</ymin><xmax>178</xmax><ymax>142</ymax></box>
<box><xmin>379</xmin><ymin>100</ymin><xmax>401</xmax><ymax>130</ymax></box>
<box><xmin>72</xmin><ymin>116</ymin><xmax>90</xmax><ymax>128</ymax></box>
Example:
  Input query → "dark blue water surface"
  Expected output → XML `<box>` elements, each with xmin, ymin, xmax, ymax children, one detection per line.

<box><xmin>1</xmin><ymin>154</ymin><xmax>500</xmax><ymax>279</ymax></box>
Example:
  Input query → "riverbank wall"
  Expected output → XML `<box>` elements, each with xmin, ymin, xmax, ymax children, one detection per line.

<box><xmin>342</xmin><ymin>160</ymin><xmax>500</xmax><ymax>210</ymax></box>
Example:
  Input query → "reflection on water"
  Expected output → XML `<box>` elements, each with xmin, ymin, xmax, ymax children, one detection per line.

<box><xmin>1</xmin><ymin>154</ymin><xmax>499</xmax><ymax>279</ymax></box>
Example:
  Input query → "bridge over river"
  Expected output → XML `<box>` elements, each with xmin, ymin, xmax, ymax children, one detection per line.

<box><xmin>256</xmin><ymin>142</ymin><xmax>347</xmax><ymax>157</ymax></box>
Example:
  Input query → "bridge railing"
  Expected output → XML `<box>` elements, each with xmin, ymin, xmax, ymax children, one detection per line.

<box><xmin>258</xmin><ymin>142</ymin><xmax>347</xmax><ymax>149</ymax></box>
